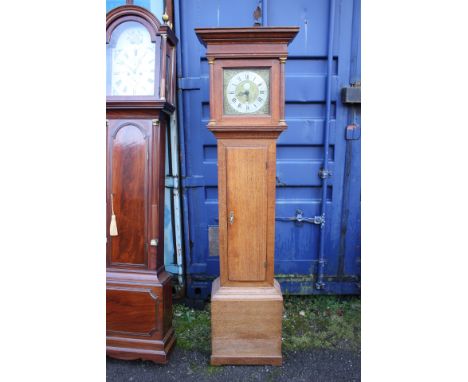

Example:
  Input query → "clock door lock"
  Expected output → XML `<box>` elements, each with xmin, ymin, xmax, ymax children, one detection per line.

<box><xmin>229</xmin><ymin>211</ymin><xmax>235</xmax><ymax>225</ymax></box>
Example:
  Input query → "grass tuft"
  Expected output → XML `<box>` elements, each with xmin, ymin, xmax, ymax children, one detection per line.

<box><xmin>173</xmin><ymin>303</ymin><xmax>211</xmax><ymax>352</ymax></box>
<box><xmin>173</xmin><ymin>295</ymin><xmax>360</xmax><ymax>353</ymax></box>
<box><xmin>282</xmin><ymin>295</ymin><xmax>360</xmax><ymax>351</ymax></box>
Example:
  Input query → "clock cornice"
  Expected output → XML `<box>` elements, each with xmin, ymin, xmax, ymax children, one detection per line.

<box><xmin>195</xmin><ymin>27</ymin><xmax>299</xmax><ymax>60</ymax></box>
<box><xmin>106</xmin><ymin>5</ymin><xmax>177</xmax><ymax>46</ymax></box>
<box><xmin>195</xmin><ymin>27</ymin><xmax>299</xmax><ymax>45</ymax></box>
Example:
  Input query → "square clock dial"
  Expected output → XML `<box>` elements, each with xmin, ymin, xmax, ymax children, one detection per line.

<box><xmin>223</xmin><ymin>68</ymin><xmax>270</xmax><ymax>115</ymax></box>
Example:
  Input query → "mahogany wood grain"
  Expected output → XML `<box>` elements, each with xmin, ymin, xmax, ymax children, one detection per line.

<box><xmin>107</xmin><ymin>286</ymin><xmax>159</xmax><ymax>335</ymax></box>
<box><xmin>150</xmin><ymin>116</ymin><xmax>167</xmax><ymax>271</ymax></box>
<box><xmin>106</xmin><ymin>5</ymin><xmax>178</xmax><ymax>46</ymax></box>
<box><xmin>106</xmin><ymin>99</ymin><xmax>175</xmax><ymax>114</ymax></box>
<box><xmin>106</xmin><ymin>116</ymin><xmax>174</xmax><ymax>363</ymax></box>
<box><xmin>106</xmin><ymin>270</ymin><xmax>175</xmax><ymax>363</ymax></box>
<box><xmin>110</xmin><ymin>122</ymin><xmax>148</xmax><ymax>266</ymax></box>
<box><xmin>106</xmin><ymin>4</ymin><xmax>177</xmax><ymax>364</ymax></box>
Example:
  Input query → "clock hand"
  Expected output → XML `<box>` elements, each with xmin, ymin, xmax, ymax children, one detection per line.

<box><xmin>235</xmin><ymin>90</ymin><xmax>251</xmax><ymax>103</ymax></box>
<box><xmin>242</xmin><ymin>82</ymin><xmax>251</xmax><ymax>102</ymax></box>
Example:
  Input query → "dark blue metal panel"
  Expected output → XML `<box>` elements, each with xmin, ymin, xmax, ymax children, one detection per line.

<box><xmin>176</xmin><ymin>0</ymin><xmax>361</xmax><ymax>298</ymax></box>
<box><xmin>340</xmin><ymin>0</ymin><xmax>361</xmax><ymax>282</ymax></box>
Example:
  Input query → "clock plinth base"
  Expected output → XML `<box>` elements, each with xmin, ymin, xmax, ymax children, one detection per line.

<box><xmin>210</xmin><ymin>277</ymin><xmax>283</xmax><ymax>366</ymax></box>
<box><xmin>106</xmin><ymin>270</ymin><xmax>175</xmax><ymax>364</ymax></box>
<box><xmin>106</xmin><ymin>328</ymin><xmax>175</xmax><ymax>364</ymax></box>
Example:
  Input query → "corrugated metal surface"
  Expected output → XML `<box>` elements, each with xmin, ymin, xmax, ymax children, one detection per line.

<box><xmin>176</xmin><ymin>0</ymin><xmax>360</xmax><ymax>298</ymax></box>
<box><xmin>106</xmin><ymin>0</ymin><xmax>361</xmax><ymax>297</ymax></box>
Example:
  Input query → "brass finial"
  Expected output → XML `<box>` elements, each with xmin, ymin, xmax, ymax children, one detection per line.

<box><xmin>162</xmin><ymin>12</ymin><xmax>169</xmax><ymax>24</ymax></box>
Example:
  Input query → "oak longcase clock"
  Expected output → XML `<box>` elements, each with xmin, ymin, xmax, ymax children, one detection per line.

<box><xmin>195</xmin><ymin>27</ymin><xmax>299</xmax><ymax>366</ymax></box>
<box><xmin>106</xmin><ymin>5</ymin><xmax>177</xmax><ymax>364</ymax></box>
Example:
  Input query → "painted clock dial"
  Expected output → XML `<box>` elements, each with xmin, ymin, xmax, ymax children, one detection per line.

<box><xmin>223</xmin><ymin>69</ymin><xmax>270</xmax><ymax>115</ymax></box>
<box><xmin>107</xmin><ymin>21</ymin><xmax>156</xmax><ymax>96</ymax></box>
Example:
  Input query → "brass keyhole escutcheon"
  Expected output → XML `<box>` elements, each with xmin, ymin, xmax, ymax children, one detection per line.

<box><xmin>229</xmin><ymin>211</ymin><xmax>234</xmax><ymax>225</ymax></box>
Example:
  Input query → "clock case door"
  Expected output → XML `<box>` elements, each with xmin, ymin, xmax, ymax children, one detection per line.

<box><xmin>218</xmin><ymin>139</ymin><xmax>277</xmax><ymax>287</ymax></box>
<box><xmin>106</xmin><ymin>119</ymin><xmax>165</xmax><ymax>272</ymax></box>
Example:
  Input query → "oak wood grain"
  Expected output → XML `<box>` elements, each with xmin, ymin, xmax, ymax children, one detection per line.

<box><xmin>211</xmin><ymin>278</ymin><xmax>283</xmax><ymax>365</ymax></box>
<box><xmin>226</xmin><ymin>145</ymin><xmax>267</xmax><ymax>282</ymax></box>
<box><xmin>218</xmin><ymin>139</ymin><xmax>277</xmax><ymax>288</ymax></box>
<box><xmin>196</xmin><ymin>26</ymin><xmax>298</xmax><ymax>366</ymax></box>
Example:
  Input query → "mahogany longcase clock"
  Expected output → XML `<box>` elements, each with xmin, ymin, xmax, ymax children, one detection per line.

<box><xmin>106</xmin><ymin>5</ymin><xmax>177</xmax><ymax>363</ymax></box>
<box><xmin>195</xmin><ymin>27</ymin><xmax>299</xmax><ymax>366</ymax></box>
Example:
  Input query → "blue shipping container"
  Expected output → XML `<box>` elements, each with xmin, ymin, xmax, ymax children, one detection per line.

<box><xmin>174</xmin><ymin>0</ymin><xmax>361</xmax><ymax>299</ymax></box>
<box><xmin>106</xmin><ymin>0</ymin><xmax>361</xmax><ymax>298</ymax></box>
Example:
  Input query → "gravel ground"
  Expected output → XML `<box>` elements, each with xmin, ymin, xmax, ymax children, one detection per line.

<box><xmin>106</xmin><ymin>347</ymin><xmax>360</xmax><ymax>382</ymax></box>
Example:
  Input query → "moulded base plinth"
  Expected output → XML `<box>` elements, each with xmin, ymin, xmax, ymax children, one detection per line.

<box><xmin>106</xmin><ymin>270</ymin><xmax>175</xmax><ymax>364</ymax></box>
<box><xmin>106</xmin><ymin>328</ymin><xmax>175</xmax><ymax>364</ymax></box>
<box><xmin>210</xmin><ymin>277</ymin><xmax>283</xmax><ymax>366</ymax></box>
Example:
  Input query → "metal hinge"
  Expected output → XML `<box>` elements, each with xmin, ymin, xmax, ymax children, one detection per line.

<box><xmin>276</xmin><ymin>209</ymin><xmax>325</xmax><ymax>228</ymax></box>
<box><xmin>318</xmin><ymin>168</ymin><xmax>332</xmax><ymax>179</ymax></box>
<box><xmin>165</xmin><ymin>175</ymin><xmax>180</xmax><ymax>189</ymax></box>
<box><xmin>313</xmin><ymin>213</ymin><xmax>326</xmax><ymax>227</ymax></box>
<box><xmin>181</xmin><ymin>175</ymin><xmax>205</xmax><ymax>189</ymax></box>
<box><xmin>345</xmin><ymin>124</ymin><xmax>361</xmax><ymax>141</ymax></box>
<box><xmin>177</xmin><ymin>77</ymin><xmax>201</xmax><ymax>90</ymax></box>
<box><xmin>150</xmin><ymin>239</ymin><xmax>159</xmax><ymax>247</ymax></box>
<box><xmin>341</xmin><ymin>82</ymin><xmax>361</xmax><ymax>104</ymax></box>
<box><xmin>315</xmin><ymin>281</ymin><xmax>326</xmax><ymax>290</ymax></box>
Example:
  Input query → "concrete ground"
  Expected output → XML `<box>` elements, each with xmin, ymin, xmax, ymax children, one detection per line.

<box><xmin>106</xmin><ymin>347</ymin><xmax>360</xmax><ymax>382</ymax></box>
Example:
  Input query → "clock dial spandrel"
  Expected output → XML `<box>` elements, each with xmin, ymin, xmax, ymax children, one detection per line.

<box><xmin>223</xmin><ymin>69</ymin><xmax>270</xmax><ymax>115</ymax></box>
